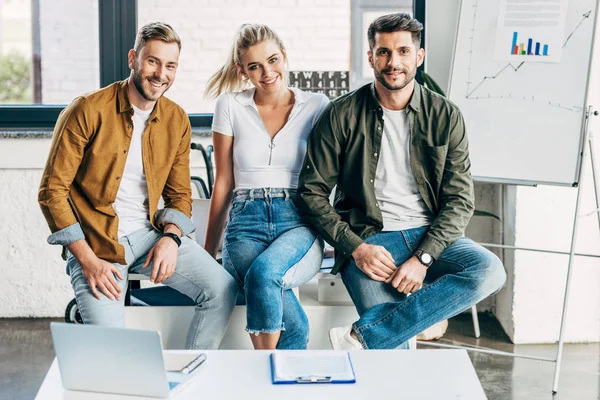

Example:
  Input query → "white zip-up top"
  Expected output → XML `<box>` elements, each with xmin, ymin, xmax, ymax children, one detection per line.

<box><xmin>212</xmin><ymin>87</ymin><xmax>329</xmax><ymax>190</ymax></box>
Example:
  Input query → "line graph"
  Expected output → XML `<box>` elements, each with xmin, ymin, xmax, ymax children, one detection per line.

<box><xmin>464</xmin><ymin>1</ymin><xmax>592</xmax><ymax>111</ymax></box>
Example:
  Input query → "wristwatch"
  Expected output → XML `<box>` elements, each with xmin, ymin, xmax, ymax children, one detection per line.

<box><xmin>162</xmin><ymin>232</ymin><xmax>181</xmax><ymax>248</ymax></box>
<box><xmin>414</xmin><ymin>249</ymin><xmax>434</xmax><ymax>267</ymax></box>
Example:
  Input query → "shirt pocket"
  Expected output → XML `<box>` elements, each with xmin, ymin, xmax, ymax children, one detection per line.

<box><xmin>425</xmin><ymin>144</ymin><xmax>448</xmax><ymax>184</ymax></box>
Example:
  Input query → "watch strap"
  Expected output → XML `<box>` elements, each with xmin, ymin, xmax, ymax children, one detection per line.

<box><xmin>414</xmin><ymin>249</ymin><xmax>434</xmax><ymax>267</ymax></box>
<box><xmin>162</xmin><ymin>232</ymin><xmax>182</xmax><ymax>248</ymax></box>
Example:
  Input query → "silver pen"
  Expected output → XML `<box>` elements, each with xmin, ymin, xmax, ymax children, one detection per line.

<box><xmin>181</xmin><ymin>353</ymin><xmax>207</xmax><ymax>374</ymax></box>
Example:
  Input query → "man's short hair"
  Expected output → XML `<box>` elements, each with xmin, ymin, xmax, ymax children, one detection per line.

<box><xmin>367</xmin><ymin>13</ymin><xmax>423</xmax><ymax>49</ymax></box>
<box><xmin>133</xmin><ymin>22</ymin><xmax>181</xmax><ymax>53</ymax></box>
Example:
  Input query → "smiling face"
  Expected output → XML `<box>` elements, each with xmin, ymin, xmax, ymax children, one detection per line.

<box><xmin>368</xmin><ymin>30</ymin><xmax>424</xmax><ymax>93</ymax></box>
<box><xmin>128</xmin><ymin>39</ymin><xmax>180</xmax><ymax>104</ymax></box>
<box><xmin>238</xmin><ymin>39</ymin><xmax>287</xmax><ymax>95</ymax></box>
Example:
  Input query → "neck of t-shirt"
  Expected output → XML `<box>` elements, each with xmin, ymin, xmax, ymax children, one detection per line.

<box><xmin>381</xmin><ymin>105</ymin><xmax>406</xmax><ymax>114</ymax></box>
<box><xmin>132</xmin><ymin>104</ymin><xmax>153</xmax><ymax>116</ymax></box>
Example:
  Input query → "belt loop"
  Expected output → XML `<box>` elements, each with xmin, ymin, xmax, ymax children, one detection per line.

<box><xmin>249</xmin><ymin>189</ymin><xmax>255</xmax><ymax>201</ymax></box>
<box><xmin>265</xmin><ymin>187</ymin><xmax>271</xmax><ymax>199</ymax></box>
<box><xmin>283</xmin><ymin>188</ymin><xmax>289</xmax><ymax>200</ymax></box>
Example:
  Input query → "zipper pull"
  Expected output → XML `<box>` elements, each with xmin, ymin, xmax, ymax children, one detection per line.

<box><xmin>268</xmin><ymin>139</ymin><xmax>275</xmax><ymax>165</ymax></box>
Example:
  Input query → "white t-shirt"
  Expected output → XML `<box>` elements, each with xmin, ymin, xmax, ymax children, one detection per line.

<box><xmin>374</xmin><ymin>106</ymin><xmax>433</xmax><ymax>231</ymax></box>
<box><xmin>113</xmin><ymin>104</ymin><xmax>153</xmax><ymax>238</ymax></box>
<box><xmin>212</xmin><ymin>87</ymin><xmax>329</xmax><ymax>189</ymax></box>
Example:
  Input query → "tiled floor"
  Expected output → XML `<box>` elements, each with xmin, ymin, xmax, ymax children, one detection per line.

<box><xmin>1</xmin><ymin>314</ymin><xmax>598</xmax><ymax>400</ymax></box>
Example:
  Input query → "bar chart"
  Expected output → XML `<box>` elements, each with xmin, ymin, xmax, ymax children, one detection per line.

<box><xmin>511</xmin><ymin>32</ymin><xmax>549</xmax><ymax>56</ymax></box>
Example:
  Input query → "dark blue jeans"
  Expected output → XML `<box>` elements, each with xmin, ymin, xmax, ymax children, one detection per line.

<box><xmin>341</xmin><ymin>227</ymin><xmax>506</xmax><ymax>349</ymax></box>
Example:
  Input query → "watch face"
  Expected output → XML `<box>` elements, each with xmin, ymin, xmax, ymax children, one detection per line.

<box><xmin>420</xmin><ymin>253</ymin><xmax>433</xmax><ymax>264</ymax></box>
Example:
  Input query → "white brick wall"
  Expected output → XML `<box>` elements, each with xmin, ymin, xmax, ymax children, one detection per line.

<box><xmin>137</xmin><ymin>0</ymin><xmax>351</xmax><ymax>113</ymax></box>
<box><xmin>40</xmin><ymin>0</ymin><xmax>350</xmax><ymax>108</ymax></box>
<box><xmin>39</xmin><ymin>0</ymin><xmax>99</xmax><ymax>104</ymax></box>
<box><xmin>0</xmin><ymin>169</ymin><xmax>73</xmax><ymax>317</ymax></box>
<box><xmin>37</xmin><ymin>0</ymin><xmax>350</xmax><ymax>109</ymax></box>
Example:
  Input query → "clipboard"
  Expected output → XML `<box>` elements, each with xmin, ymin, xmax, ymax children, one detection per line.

<box><xmin>269</xmin><ymin>352</ymin><xmax>356</xmax><ymax>384</ymax></box>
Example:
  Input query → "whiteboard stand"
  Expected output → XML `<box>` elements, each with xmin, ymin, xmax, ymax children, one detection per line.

<box><xmin>588</xmin><ymin>115</ymin><xmax>600</xmax><ymax>229</ymax></box>
<box><xmin>552</xmin><ymin>106</ymin><xmax>599</xmax><ymax>393</ymax></box>
<box><xmin>418</xmin><ymin>107</ymin><xmax>599</xmax><ymax>394</ymax></box>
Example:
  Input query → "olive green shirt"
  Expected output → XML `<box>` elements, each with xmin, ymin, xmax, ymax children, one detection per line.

<box><xmin>297</xmin><ymin>82</ymin><xmax>474</xmax><ymax>274</ymax></box>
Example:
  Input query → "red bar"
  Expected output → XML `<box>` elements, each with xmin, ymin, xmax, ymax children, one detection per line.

<box><xmin>513</xmin><ymin>45</ymin><xmax>519</xmax><ymax>55</ymax></box>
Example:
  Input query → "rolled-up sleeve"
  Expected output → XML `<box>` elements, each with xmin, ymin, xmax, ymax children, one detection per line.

<box><xmin>159</xmin><ymin>112</ymin><xmax>194</xmax><ymax>236</ymax></box>
<box><xmin>47</xmin><ymin>223</ymin><xmax>86</xmax><ymax>245</ymax></box>
<box><xmin>154</xmin><ymin>208</ymin><xmax>196</xmax><ymax>236</ymax></box>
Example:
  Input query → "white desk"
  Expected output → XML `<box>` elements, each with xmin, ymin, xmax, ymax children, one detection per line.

<box><xmin>36</xmin><ymin>349</ymin><xmax>487</xmax><ymax>400</ymax></box>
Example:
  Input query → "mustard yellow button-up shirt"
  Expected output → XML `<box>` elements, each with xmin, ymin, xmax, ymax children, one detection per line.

<box><xmin>38</xmin><ymin>79</ymin><xmax>194</xmax><ymax>264</ymax></box>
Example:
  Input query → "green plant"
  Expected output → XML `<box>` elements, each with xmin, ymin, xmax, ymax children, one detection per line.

<box><xmin>0</xmin><ymin>51</ymin><xmax>32</xmax><ymax>103</ymax></box>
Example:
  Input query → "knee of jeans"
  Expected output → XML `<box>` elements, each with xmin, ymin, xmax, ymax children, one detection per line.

<box><xmin>206</xmin><ymin>272</ymin><xmax>238</xmax><ymax>306</ymax></box>
<box><xmin>480</xmin><ymin>254</ymin><xmax>506</xmax><ymax>296</ymax></box>
<box><xmin>244</xmin><ymin>263</ymin><xmax>282</xmax><ymax>292</ymax></box>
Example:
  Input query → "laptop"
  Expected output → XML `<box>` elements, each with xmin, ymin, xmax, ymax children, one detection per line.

<box><xmin>50</xmin><ymin>322</ymin><xmax>202</xmax><ymax>398</ymax></box>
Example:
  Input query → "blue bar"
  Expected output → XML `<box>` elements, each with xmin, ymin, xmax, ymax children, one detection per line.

<box><xmin>535</xmin><ymin>42</ymin><xmax>540</xmax><ymax>55</ymax></box>
<box><xmin>512</xmin><ymin>32</ymin><xmax>518</xmax><ymax>53</ymax></box>
<box><xmin>527</xmin><ymin>38</ymin><xmax>533</xmax><ymax>55</ymax></box>
<box><xmin>543</xmin><ymin>44</ymin><xmax>549</xmax><ymax>56</ymax></box>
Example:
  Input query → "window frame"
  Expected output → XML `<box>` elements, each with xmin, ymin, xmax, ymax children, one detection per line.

<box><xmin>0</xmin><ymin>0</ymin><xmax>213</xmax><ymax>129</ymax></box>
<box><xmin>0</xmin><ymin>1</ymin><xmax>425</xmax><ymax>128</ymax></box>
<box><xmin>350</xmin><ymin>0</ymin><xmax>426</xmax><ymax>90</ymax></box>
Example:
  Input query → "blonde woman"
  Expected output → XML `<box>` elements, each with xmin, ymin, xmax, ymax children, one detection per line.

<box><xmin>204</xmin><ymin>24</ymin><xmax>328</xmax><ymax>350</ymax></box>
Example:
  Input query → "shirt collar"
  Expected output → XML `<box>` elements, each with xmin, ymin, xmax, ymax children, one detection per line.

<box><xmin>117</xmin><ymin>78</ymin><xmax>162</xmax><ymax>121</ymax></box>
<box><xmin>233</xmin><ymin>86</ymin><xmax>309</xmax><ymax>107</ymax></box>
<box><xmin>408</xmin><ymin>82</ymin><xmax>421</xmax><ymax>113</ymax></box>
<box><xmin>367</xmin><ymin>81</ymin><xmax>422</xmax><ymax>113</ymax></box>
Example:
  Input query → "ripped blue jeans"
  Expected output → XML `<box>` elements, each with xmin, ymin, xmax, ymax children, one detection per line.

<box><xmin>222</xmin><ymin>188</ymin><xmax>322</xmax><ymax>349</ymax></box>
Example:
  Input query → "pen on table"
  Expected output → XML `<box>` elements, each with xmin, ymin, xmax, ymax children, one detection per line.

<box><xmin>181</xmin><ymin>353</ymin><xmax>207</xmax><ymax>374</ymax></box>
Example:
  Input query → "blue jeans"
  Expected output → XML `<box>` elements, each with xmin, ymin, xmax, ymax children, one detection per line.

<box><xmin>222</xmin><ymin>188</ymin><xmax>323</xmax><ymax>349</ymax></box>
<box><xmin>340</xmin><ymin>227</ymin><xmax>506</xmax><ymax>349</ymax></box>
<box><xmin>67</xmin><ymin>227</ymin><xmax>237</xmax><ymax>349</ymax></box>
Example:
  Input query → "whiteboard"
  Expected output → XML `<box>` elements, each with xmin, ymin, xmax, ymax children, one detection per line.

<box><xmin>449</xmin><ymin>0</ymin><xmax>599</xmax><ymax>186</ymax></box>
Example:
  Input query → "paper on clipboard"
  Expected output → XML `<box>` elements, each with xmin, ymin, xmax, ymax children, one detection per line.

<box><xmin>270</xmin><ymin>351</ymin><xmax>356</xmax><ymax>384</ymax></box>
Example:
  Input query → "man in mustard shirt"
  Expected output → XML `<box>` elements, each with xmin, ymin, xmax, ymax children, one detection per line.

<box><xmin>38</xmin><ymin>22</ymin><xmax>236</xmax><ymax>349</ymax></box>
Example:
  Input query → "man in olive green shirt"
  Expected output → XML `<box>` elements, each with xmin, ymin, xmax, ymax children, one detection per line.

<box><xmin>297</xmin><ymin>13</ymin><xmax>506</xmax><ymax>349</ymax></box>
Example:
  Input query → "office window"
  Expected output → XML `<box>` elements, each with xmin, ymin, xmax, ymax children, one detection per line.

<box><xmin>350</xmin><ymin>0</ymin><xmax>414</xmax><ymax>90</ymax></box>
<box><xmin>0</xmin><ymin>0</ymin><xmax>99</xmax><ymax>106</ymax></box>
<box><xmin>137</xmin><ymin>0</ymin><xmax>352</xmax><ymax>114</ymax></box>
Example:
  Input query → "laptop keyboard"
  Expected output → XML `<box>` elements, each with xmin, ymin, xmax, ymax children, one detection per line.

<box><xmin>169</xmin><ymin>382</ymin><xmax>180</xmax><ymax>391</ymax></box>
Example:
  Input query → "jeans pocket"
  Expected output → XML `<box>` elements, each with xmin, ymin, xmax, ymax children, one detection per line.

<box><xmin>400</xmin><ymin>231</ymin><xmax>415</xmax><ymax>253</ymax></box>
<box><xmin>400</xmin><ymin>226</ymin><xmax>429</xmax><ymax>252</ymax></box>
<box><xmin>229</xmin><ymin>200</ymin><xmax>249</xmax><ymax>220</ymax></box>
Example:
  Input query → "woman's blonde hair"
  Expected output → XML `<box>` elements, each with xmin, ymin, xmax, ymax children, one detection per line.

<box><xmin>204</xmin><ymin>24</ymin><xmax>287</xmax><ymax>99</ymax></box>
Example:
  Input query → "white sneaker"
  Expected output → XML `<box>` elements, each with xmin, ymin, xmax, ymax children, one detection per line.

<box><xmin>329</xmin><ymin>326</ymin><xmax>363</xmax><ymax>350</ymax></box>
<box><xmin>408</xmin><ymin>336</ymin><xmax>417</xmax><ymax>350</ymax></box>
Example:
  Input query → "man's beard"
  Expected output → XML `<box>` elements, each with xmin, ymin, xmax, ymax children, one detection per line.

<box><xmin>132</xmin><ymin>62</ymin><xmax>167</xmax><ymax>102</ymax></box>
<box><xmin>374</xmin><ymin>63</ymin><xmax>417</xmax><ymax>91</ymax></box>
